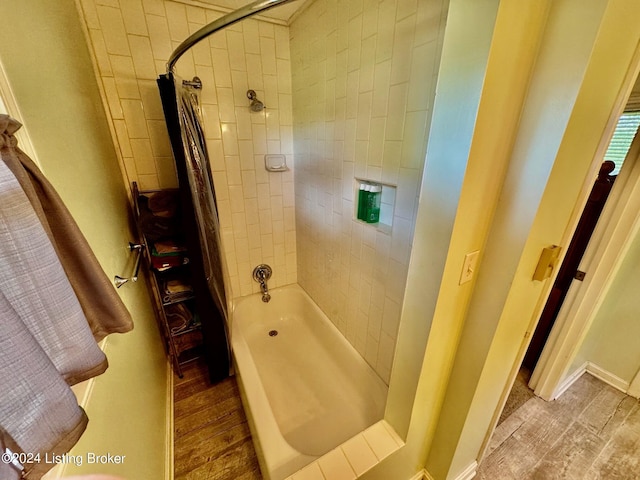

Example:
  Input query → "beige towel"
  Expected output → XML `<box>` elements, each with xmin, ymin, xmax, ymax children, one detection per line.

<box><xmin>0</xmin><ymin>114</ymin><xmax>133</xmax><ymax>478</ymax></box>
<box><xmin>0</xmin><ymin>114</ymin><xmax>133</xmax><ymax>342</ymax></box>
<box><xmin>0</xmin><ymin>159</ymin><xmax>95</xmax><ymax>478</ymax></box>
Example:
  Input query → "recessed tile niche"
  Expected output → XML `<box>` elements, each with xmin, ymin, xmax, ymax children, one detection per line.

<box><xmin>354</xmin><ymin>178</ymin><xmax>396</xmax><ymax>233</ymax></box>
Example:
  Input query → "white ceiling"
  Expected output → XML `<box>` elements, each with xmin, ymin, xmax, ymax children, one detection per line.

<box><xmin>198</xmin><ymin>0</ymin><xmax>307</xmax><ymax>23</ymax></box>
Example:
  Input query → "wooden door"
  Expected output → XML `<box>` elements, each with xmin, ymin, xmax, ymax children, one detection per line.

<box><xmin>523</xmin><ymin>161</ymin><xmax>617</xmax><ymax>370</ymax></box>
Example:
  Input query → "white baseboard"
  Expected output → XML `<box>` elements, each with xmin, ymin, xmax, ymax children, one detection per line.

<box><xmin>628</xmin><ymin>370</ymin><xmax>640</xmax><ymax>399</ymax></box>
<box><xmin>586</xmin><ymin>362</ymin><xmax>630</xmax><ymax>394</ymax></box>
<box><xmin>452</xmin><ymin>461</ymin><xmax>478</xmax><ymax>480</ymax></box>
<box><xmin>420</xmin><ymin>461</ymin><xmax>477</xmax><ymax>480</ymax></box>
<box><xmin>554</xmin><ymin>361</ymin><xmax>632</xmax><ymax>400</ymax></box>
<box><xmin>553</xmin><ymin>362</ymin><xmax>587</xmax><ymax>400</ymax></box>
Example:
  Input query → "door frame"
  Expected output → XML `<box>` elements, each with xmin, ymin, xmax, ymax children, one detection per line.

<box><xmin>468</xmin><ymin>5</ymin><xmax>640</xmax><ymax>473</ymax></box>
<box><xmin>530</xmin><ymin>99</ymin><xmax>640</xmax><ymax>400</ymax></box>
<box><xmin>478</xmin><ymin>50</ymin><xmax>640</xmax><ymax>462</ymax></box>
<box><xmin>628</xmin><ymin>367</ymin><xmax>640</xmax><ymax>398</ymax></box>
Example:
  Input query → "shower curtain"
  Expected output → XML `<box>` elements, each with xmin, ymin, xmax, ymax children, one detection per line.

<box><xmin>157</xmin><ymin>72</ymin><xmax>231</xmax><ymax>382</ymax></box>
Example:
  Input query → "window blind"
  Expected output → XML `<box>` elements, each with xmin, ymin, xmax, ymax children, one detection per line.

<box><xmin>604</xmin><ymin>110</ymin><xmax>640</xmax><ymax>175</ymax></box>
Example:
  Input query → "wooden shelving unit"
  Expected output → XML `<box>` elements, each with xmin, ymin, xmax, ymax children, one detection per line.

<box><xmin>132</xmin><ymin>181</ymin><xmax>203</xmax><ymax>377</ymax></box>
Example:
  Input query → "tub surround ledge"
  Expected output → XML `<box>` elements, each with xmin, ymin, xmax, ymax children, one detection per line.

<box><xmin>285</xmin><ymin>421</ymin><xmax>404</xmax><ymax>480</ymax></box>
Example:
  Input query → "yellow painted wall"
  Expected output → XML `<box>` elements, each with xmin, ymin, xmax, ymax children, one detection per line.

<box><xmin>422</xmin><ymin>0</ymin><xmax>552</xmax><ymax>476</ymax></box>
<box><xmin>0</xmin><ymin>1</ymin><xmax>170</xmax><ymax>479</ymax></box>
<box><xmin>427</xmin><ymin>1</ymin><xmax>640</xmax><ymax>478</ymax></box>
<box><xmin>382</xmin><ymin>0</ymin><xmax>499</xmax><ymax>442</ymax></box>
<box><xmin>357</xmin><ymin>0</ymin><xmax>640</xmax><ymax>478</ymax></box>
<box><xmin>358</xmin><ymin>0</ymin><xmax>503</xmax><ymax>478</ymax></box>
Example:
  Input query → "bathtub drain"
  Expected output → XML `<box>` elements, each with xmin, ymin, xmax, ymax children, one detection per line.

<box><xmin>268</xmin><ymin>330</ymin><xmax>278</xmax><ymax>337</ymax></box>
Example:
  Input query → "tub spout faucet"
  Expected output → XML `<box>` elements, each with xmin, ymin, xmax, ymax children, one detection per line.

<box><xmin>252</xmin><ymin>264</ymin><xmax>273</xmax><ymax>302</ymax></box>
<box><xmin>257</xmin><ymin>271</ymin><xmax>270</xmax><ymax>296</ymax></box>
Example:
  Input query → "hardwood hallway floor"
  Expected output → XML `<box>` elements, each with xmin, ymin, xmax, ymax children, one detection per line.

<box><xmin>477</xmin><ymin>372</ymin><xmax>640</xmax><ymax>479</ymax></box>
<box><xmin>173</xmin><ymin>360</ymin><xmax>263</xmax><ymax>480</ymax></box>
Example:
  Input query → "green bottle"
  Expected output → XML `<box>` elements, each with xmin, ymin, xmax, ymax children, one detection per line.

<box><xmin>357</xmin><ymin>183</ymin><xmax>367</xmax><ymax>220</ymax></box>
<box><xmin>366</xmin><ymin>185</ymin><xmax>381</xmax><ymax>223</ymax></box>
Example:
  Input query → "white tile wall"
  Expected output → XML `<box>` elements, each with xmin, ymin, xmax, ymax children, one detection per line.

<box><xmin>290</xmin><ymin>0</ymin><xmax>440</xmax><ymax>383</ymax></box>
<box><xmin>80</xmin><ymin>0</ymin><xmax>441</xmax><ymax>384</ymax></box>
<box><xmin>78</xmin><ymin>0</ymin><xmax>296</xmax><ymax>298</ymax></box>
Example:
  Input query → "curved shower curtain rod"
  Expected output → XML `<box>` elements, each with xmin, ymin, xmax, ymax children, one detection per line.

<box><xmin>167</xmin><ymin>0</ymin><xmax>298</xmax><ymax>73</ymax></box>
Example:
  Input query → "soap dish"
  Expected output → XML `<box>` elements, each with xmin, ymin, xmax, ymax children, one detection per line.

<box><xmin>264</xmin><ymin>154</ymin><xmax>289</xmax><ymax>172</ymax></box>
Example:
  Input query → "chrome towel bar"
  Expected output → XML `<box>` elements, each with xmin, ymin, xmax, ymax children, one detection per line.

<box><xmin>114</xmin><ymin>242</ymin><xmax>144</xmax><ymax>288</ymax></box>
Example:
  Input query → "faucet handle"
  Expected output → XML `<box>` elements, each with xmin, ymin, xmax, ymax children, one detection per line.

<box><xmin>252</xmin><ymin>264</ymin><xmax>272</xmax><ymax>282</ymax></box>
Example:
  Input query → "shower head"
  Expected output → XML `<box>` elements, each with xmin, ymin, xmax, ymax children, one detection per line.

<box><xmin>247</xmin><ymin>89</ymin><xmax>265</xmax><ymax>112</ymax></box>
<box><xmin>250</xmin><ymin>99</ymin><xmax>265</xmax><ymax>112</ymax></box>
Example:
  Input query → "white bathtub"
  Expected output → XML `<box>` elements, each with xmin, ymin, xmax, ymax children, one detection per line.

<box><xmin>231</xmin><ymin>283</ymin><xmax>388</xmax><ymax>480</ymax></box>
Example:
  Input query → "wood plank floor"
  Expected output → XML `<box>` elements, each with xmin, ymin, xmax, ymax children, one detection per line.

<box><xmin>477</xmin><ymin>372</ymin><xmax>640</xmax><ymax>479</ymax></box>
<box><xmin>173</xmin><ymin>360</ymin><xmax>263</xmax><ymax>480</ymax></box>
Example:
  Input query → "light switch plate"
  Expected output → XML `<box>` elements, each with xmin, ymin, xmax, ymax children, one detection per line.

<box><xmin>460</xmin><ymin>250</ymin><xmax>480</xmax><ymax>285</ymax></box>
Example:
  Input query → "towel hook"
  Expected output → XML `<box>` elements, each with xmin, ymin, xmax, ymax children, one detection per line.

<box><xmin>114</xmin><ymin>242</ymin><xmax>144</xmax><ymax>288</ymax></box>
